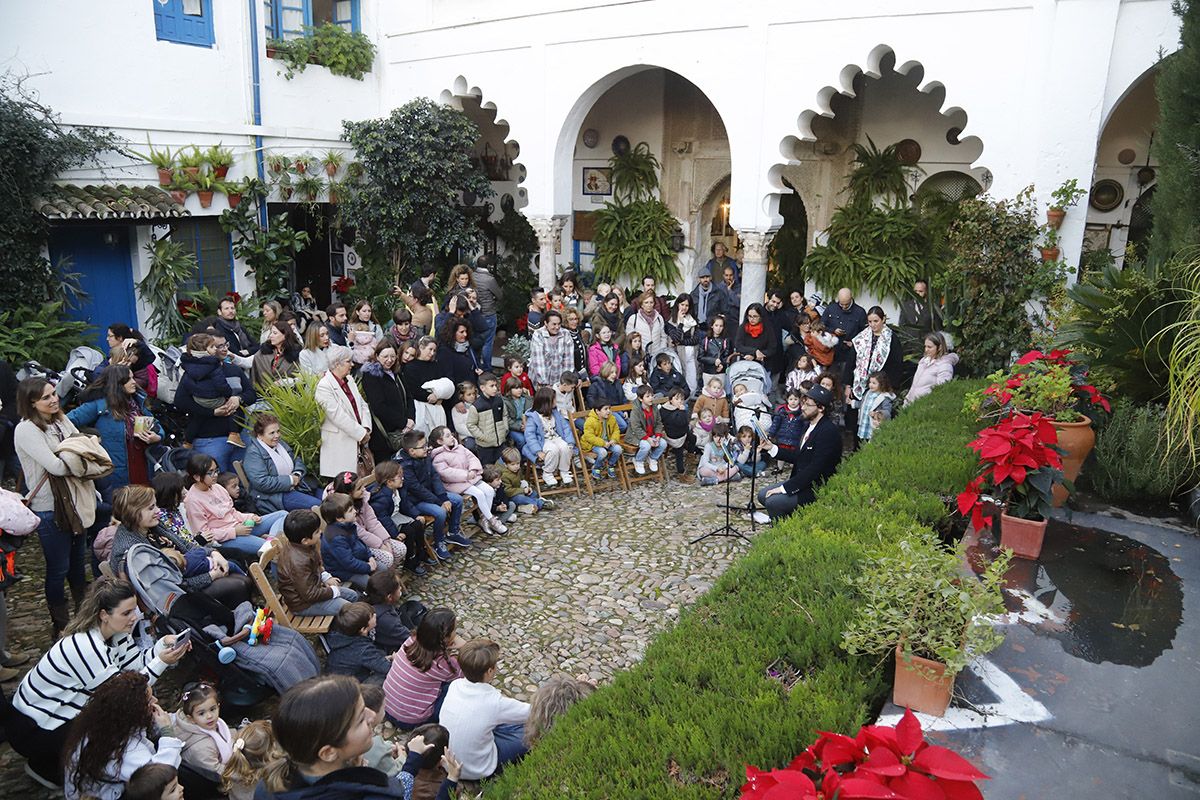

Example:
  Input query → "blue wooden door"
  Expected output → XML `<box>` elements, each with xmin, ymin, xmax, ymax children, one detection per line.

<box><xmin>48</xmin><ymin>226</ymin><xmax>138</xmax><ymax>350</ymax></box>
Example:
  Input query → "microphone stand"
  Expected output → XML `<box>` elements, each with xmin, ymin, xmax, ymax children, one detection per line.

<box><xmin>691</xmin><ymin>438</ymin><xmax>750</xmax><ymax>545</ymax></box>
<box><xmin>721</xmin><ymin>397</ymin><xmax>767</xmax><ymax>531</ymax></box>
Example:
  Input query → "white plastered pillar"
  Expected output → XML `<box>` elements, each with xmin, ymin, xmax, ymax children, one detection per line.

<box><xmin>736</xmin><ymin>229</ymin><xmax>775</xmax><ymax>319</ymax></box>
<box><xmin>528</xmin><ymin>214</ymin><xmax>567</xmax><ymax>290</ymax></box>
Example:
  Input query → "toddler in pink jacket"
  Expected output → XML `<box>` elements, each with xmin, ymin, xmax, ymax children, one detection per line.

<box><xmin>430</xmin><ymin>426</ymin><xmax>508</xmax><ymax>536</ymax></box>
<box><xmin>325</xmin><ymin>471</ymin><xmax>407</xmax><ymax>570</ymax></box>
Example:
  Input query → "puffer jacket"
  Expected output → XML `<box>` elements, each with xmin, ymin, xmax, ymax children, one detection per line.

<box><xmin>769</xmin><ymin>405</ymin><xmax>808</xmax><ymax>449</ymax></box>
<box><xmin>586</xmin><ymin>375</ymin><xmax>624</xmax><ymax>410</ymax></box>
<box><xmin>520</xmin><ymin>408</ymin><xmax>575</xmax><ymax>463</ymax></box>
<box><xmin>470</xmin><ymin>394</ymin><xmax>509</xmax><ymax>448</ymax></box>
<box><xmin>580</xmin><ymin>410</ymin><xmax>621</xmax><ymax>451</ymax></box>
<box><xmin>172</xmin><ymin>711</ymin><xmax>233</xmax><ymax>781</ymax></box>
<box><xmin>394</xmin><ymin>450</ymin><xmax>448</xmax><ymax>507</ymax></box>
<box><xmin>431</xmin><ymin>442</ymin><xmax>482</xmax><ymax>494</ymax></box>
<box><xmin>320</xmin><ymin>521</ymin><xmax>373</xmax><ymax>581</ymax></box>
<box><xmin>587</xmin><ymin>340</ymin><xmax>622</xmax><ymax>378</ymax></box>
<box><xmin>906</xmin><ymin>352</ymin><xmax>959</xmax><ymax>406</ymax></box>
<box><xmin>179</xmin><ymin>352</ymin><xmax>234</xmax><ymax>401</ymax></box>
<box><xmin>324</xmin><ymin>630</ymin><xmax>391</xmax><ymax>684</ymax></box>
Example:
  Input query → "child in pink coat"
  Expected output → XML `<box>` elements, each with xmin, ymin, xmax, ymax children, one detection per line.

<box><xmin>430</xmin><ymin>425</ymin><xmax>507</xmax><ymax>536</ymax></box>
<box><xmin>325</xmin><ymin>471</ymin><xmax>407</xmax><ymax>570</ymax></box>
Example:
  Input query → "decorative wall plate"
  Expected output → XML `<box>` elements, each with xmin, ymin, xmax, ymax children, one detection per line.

<box><xmin>1089</xmin><ymin>179</ymin><xmax>1124</xmax><ymax>212</ymax></box>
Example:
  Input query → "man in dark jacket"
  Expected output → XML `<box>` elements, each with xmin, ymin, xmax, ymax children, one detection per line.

<box><xmin>754</xmin><ymin>385</ymin><xmax>842</xmax><ymax>521</ymax></box>
<box><xmin>393</xmin><ymin>431</ymin><xmax>468</xmax><ymax>559</ymax></box>
<box><xmin>326</xmin><ymin>302</ymin><xmax>349</xmax><ymax>347</ymax></box>
<box><xmin>472</xmin><ymin>254</ymin><xmax>503</xmax><ymax>370</ymax></box>
<box><xmin>821</xmin><ymin>288</ymin><xmax>867</xmax><ymax>385</ymax></box>
<box><xmin>898</xmin><ymin>279</ymin><xmax>943</xmax><ymax>342</ymax></box>
<box><xmin>214</xmin><ymin>297</ymin><xmax>257</xmax><ymax>358</ymax></box>
<box><xmin>690</xmin><ymin>264</ymin><xmax>731</xmax><ymax>331</ymax></box>
<box><xmin>175</xmin><ymin>331</ymin><xmax>255</xmax><ymax>472</ymax></box>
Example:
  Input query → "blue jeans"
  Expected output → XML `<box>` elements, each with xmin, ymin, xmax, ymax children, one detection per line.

<box><xmin>509</xmin><ymin>430</ymin><xmax>526</xmax><ymax>451</ymax></box>
<box><xmin>590</xmin><ymin>445</ymin><xmax>622</xmax><ymax>469</ymax></box>
<box><xmin>295</xmin><ymin>586</ymin><xmax>359</xmax><ymax>616</ymax></box>
<box><xmin>480</xmin><ymin>313</ymin><xmax>498</xmax><ymax>370</ymax></box>
<box><xmin>634</xmin><ymin>439</ymin><xmax>668</xmax><ymax>462</ymax></box>
<box><xmin>509</xmin><ymin>493</ymin><xmax>543</xmax><ymax>510</ymax></box>
<box><xmin>281</xmin><ymin>490</ymin><xmax>322</xmax><ymax>511</ymax></box>
<box><xmin>36</xmin><ymin>511</ymin><xmax>87</xmax><ymax>605</ymax></box>
<box><xmin>415</xmin><ymin>496</ymin><xmax>463</xmax><ymax>543</ymax></box>
<box><xmin>492</xmin><ymin>723</ymin><xmax>529</xmax><ymax>774</ymax></box>
<box><xmin>738</xmin><ymin>460</ymin><xmax>768</xmax><ymax>478</ymax></box>
<box><xmin>193</xmin><ymin>436</ymin><xmax>236</xmax><ymax>473</ymax></box>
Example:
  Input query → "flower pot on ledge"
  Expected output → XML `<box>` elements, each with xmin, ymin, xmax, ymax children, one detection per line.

<box><xmin>156</xmin><ymin>168</ymin><xmax>173</xmax><ymax>187</ymax></box>
<box><xmin>1000</xmin><ymin>512</ymin><xmax>1047</xmax><ymax>559</ymax></box>
<box><xmin>1051</xmin><ymin>415</ymin><xmax>1094</xmax><ymax>507</ymax></box>
<box><xmin>227</xmin><ymin>193</ymin><xmax>242</xmax><ymax>209</ymax></box>
<box><xmin>1046</xmin><ymin>207</ymin><xmax>1066</xmax><ymax>229</ymax></box>
<box><xmin>893</xmin><ymin>646</ymin><xmax>954</xmax><ymax>716</ymax></box>
<box><xmin>197</xmin><ymin>190</ymin><xmax>214</xmax><ymax>209</ymax></box>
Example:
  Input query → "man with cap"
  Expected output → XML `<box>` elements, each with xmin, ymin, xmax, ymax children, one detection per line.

<box><xmin>690</xmin><ymin>263</ymin><xmax>731</xmax><ymax>332</ymax></box>
<box><xmin>753</xmin><ymin>384</ymin><xmax>842</xmax><ymax>522</ymax></box>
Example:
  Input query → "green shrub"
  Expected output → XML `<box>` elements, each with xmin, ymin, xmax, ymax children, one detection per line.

<box><xmin>486</xmin><ymin>380</ymin><xmax>985</xmax><ymax>798</ymax></box>
<box><xmin>1087</xmin><ymin>402</ymin><xmax>1197</xmax><ymax>502</ymax></box>
<box><xmin>254</xmin><ymin>372</ymin><xmax>324</xmax><ymax>468</ymax></box>
<box><xmin>0</xmin><ymin>302</ymin><xmax>92</xmax><ymax>368</ymax></box>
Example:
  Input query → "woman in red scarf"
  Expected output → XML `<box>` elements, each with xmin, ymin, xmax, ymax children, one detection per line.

<box><xmin>733</xmin><ymin>303</ymin><xmax>777</xmax><ymax>364</ymax></box>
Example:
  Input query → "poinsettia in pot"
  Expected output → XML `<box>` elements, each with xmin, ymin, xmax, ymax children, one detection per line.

<box><xmin>957</xmin><ymin>412</ymin><xmax>1067</xmax><ymax>559</ymax></box>
<box><xmin>966</xmin><ymin>348</ymin><xmax>1109</xmax><ymax>506</ymax></box>
<box><xmin>741</xmin><ymin>707</ymin><xmax>991</xmax><ymax>799</ymax></box>
<box><xmin>842</xmin><ymin>529</ymin><xmax>1012</xmax><ymax>716</ymax></box>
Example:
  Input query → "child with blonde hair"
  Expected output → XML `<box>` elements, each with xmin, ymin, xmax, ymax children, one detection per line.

<box><xmin>451</xmin><ymin>380</ymin><xmax>480</xmax><ymax>453</ymax></box>
<box><xmin>220</xmin><ymin>720</ymin><xmax>281</xmax><ymax>800</ymax></box>
<box><xmin>431</xmin><ymin>425</ymin><xmax>506</xmax><ymax>535</ymax></box>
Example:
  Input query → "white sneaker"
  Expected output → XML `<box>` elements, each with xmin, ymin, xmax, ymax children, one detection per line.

<box><xmin>648</xmin><ymin>459</ymin><xmax>659</xmax><ymax>473</ymax></box>
<box><xmin>752</xmin><ymin>511</ymin><xmax>771</xmax><ymax>525</ymax></box>
<box><xmin>488</xmin><ymin>517</ymin><xmax>508</xmax><ymax>535</ymax></box>
<box><xmin>542</xmin><ymin>472</ymin><xmax>558</xmax><ymax>487</ymax></box>
<box><xmin>634</xmin><ymin>460</ymin><xmax>646</xmax><ymax>475</ymax></box>
<box><xmin>559</xmin><ymin>471</ymin><xmax>573</xmax><ymax>484</ymax></box>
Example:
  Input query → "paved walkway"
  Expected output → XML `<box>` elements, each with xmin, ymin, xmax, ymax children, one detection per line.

<box><xmin>0</xmin><ymin>473</ymin><xmax>760</xmax><ymax>795</ymax></box>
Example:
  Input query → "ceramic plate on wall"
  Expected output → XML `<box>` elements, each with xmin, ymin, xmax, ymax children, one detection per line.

<box><xmin>1089</xmin><ymin>179</ymin><xmax>1124</xmax><ymax>212</ymax></box>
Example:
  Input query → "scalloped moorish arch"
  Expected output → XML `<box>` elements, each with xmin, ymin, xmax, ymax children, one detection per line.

<box><xmin>438</xmin><ymin>76</ymin><xmax>528</xmax><ymax>213</ymax></box>
<box><xmin>766</xmin><ymin>45</ymin><xmax>991</xmax><ymax>237</ymax></box>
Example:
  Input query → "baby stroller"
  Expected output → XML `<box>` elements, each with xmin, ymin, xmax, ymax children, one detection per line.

<box><xmin>148</xmin><ymin>342</ymin><xmax>183</xmax><ymax>405</ymax></box>
<box><xmin>727</xmin><ymin>359</ymin><xmax>772</xmax><ymax>432</ymax></box>
<box><xmin>726</xmin><ymin>358</ymin><xmax>771</xmax><ymax>396</ymax></box>
<box><xmin>124</xmin><ymin>543</ymin><xmax>320</xmax><ymax>707</ymax></box>
<box><xmin>58</xmin><ymin>346</ymin><xmax>105</xmax><ymax>405</ymax></box>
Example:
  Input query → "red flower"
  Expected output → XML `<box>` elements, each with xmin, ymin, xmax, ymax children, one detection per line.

<box><xmin>225</xmin><ymin>291</ymin><xmax>241</xmax><ymax>304</ymax></box>
<box><xmin>516</xmin><ymin>313</ymin><xmax>529</xmax><ymax>332</ymax></box>
<box><xmin>332</xmin><ymin>276</ymin><xmax>356</xmax><ymax>294</ymax></box>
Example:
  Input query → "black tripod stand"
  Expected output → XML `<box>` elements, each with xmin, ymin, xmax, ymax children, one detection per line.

<box><xmin>691</xmin><ymin>442</ymin><xmax>751</xmax><ymax>544</ymax></box>
<box><xmin>720</xmin><ymin>399</ymin><xmax>769</xmax><ymax>531</ymax></box>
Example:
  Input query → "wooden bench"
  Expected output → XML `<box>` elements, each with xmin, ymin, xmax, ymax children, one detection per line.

<box><xmin>248</xmin><ymin>539</ymin><xmax>333</xmax><ymax>635</ymax></box>
<box><xmin>612</xmin><ymin>403</ymin><xmax>667</xmax><ymax>488</ymax></box>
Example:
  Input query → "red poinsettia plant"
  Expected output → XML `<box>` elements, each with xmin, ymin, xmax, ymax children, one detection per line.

<box><xmin>956</xmin><ymin>412</ymin><xmax>1065</xmax><ymax>530</ymax></box>
<box><xmin>967</xmin><ymin>349</ymin><xmax>1110</xmax><ymax>423</ymax></box>
<box><xmin>741</xmin><ymin>707</ymin><xmax>989</xmax><ymax>799</ymax></box>
<box><xmin>332</xmin><ymin>276</ymin><xmax>355</xmax><ymax>295</ymax></box>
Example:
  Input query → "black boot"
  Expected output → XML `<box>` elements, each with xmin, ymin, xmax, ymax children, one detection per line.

<box><xmin>49</xmin><ymin>601</ymin><xmax>71</xmax><ymax>637</ymax></box>
<box><xmin>69</xmin><ymin>581</ymin><xmax>87</xmax><ymax>613</ymax></box>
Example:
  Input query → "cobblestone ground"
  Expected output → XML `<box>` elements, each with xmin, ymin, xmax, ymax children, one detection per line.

<box><xmin>0</xmin><ymin>469</ymin><xmax>764</xmax><ymax>796</ymax></box>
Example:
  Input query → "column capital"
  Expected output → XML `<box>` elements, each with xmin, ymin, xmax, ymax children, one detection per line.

<box><xmin>736</xmin><ymin>229</ymin><xmax>775</xmax><ymax>263</ymax></box>
<box><xmin>529</xmin><ymin>214</ymin><xmax>568</xmax><ymax>243</ymax></box>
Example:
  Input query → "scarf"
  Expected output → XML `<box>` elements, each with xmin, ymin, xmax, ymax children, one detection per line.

<box><xmin>695</xmin><ymin>283</ymin><xmax>713</xmax><ymax>322</ymax></box>
<box><xmin>333</xmin><ymin>374</ymin><xmax>361</xmax><ymax>423</ymax></box>
<box><xmin>851</xmin><ymin>328</ymin><xmax>892</xmax><ymax>401</ymax></box>
<box><xmin>638</xmin><ymin>307</ymin><xmax>658</xmax><ymax>330</ymax></box>
<box><xmin>699</xmin><ymin>416</ymin><xmax>716</xmax><ymax>432</ymax></box>
<box><xmin>260</xmin><ymin>438</ymin><xmax>295</xmax><ymax>476</ymax></box>
<box><xmin>641</xmin><ymin>406</ymin><xmax>656</xmax><ymax>438</ymax></box>
<box><xmin>703</xmin><ymin>384</ymin><xmax>725</xmax><ymax>400</ymax></box>
<box><xmin>596</xmin><ymin>307</ymin><xmax>619</xmax><ymax>332</ymax></box>
<box><xmin>744</xmin><ymin>322</ymin><xmax>763</xmax><ymax>338</ymax></box>
<box><xmin>454</xmin><ymin>340</ymin><xmax>469</xmax><ymax>353</ymax></box>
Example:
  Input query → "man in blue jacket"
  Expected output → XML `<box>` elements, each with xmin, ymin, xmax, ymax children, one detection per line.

<box><xmin>393</xmin><ymin>430</ymin><xmax>471</xmax><ymax>562</ymax></box>
<box><xmin>754</xmin><ymin>385</ymin><xmax>843</xmax><ymax>522</ymax></box>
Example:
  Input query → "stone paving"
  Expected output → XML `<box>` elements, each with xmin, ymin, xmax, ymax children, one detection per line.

<box><xmin>0</xmin><ymin>468</ymin><xmax>765</xmax><ymax>796</ymax></box>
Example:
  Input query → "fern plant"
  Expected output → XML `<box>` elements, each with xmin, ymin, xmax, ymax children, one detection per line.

<box><xmin>136</xmin><ymin>238</ymin><xmax>198</xmax><ymax>347</ymax></box>
<box><xmin>254</xmin><ymin>372</ymin><xmax>325</xmax><ymax>468</ymax></box>
<box><xmin>0</xmin><ymin>302</ymin><xmax>91</xmax><ymax>368</ymax></box>
<box><xmin>845</xmin><ymin>137</ymin><xmax>915</xmax><ymax>208</ymax></box>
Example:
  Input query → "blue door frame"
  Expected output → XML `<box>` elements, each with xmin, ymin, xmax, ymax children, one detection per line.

<box><xmin>48</xmin><ymin>225</ymin><xmax>138</xmax><ymax>350</ymax></box>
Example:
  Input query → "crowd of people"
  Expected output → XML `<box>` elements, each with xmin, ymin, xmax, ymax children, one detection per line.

<box><xmin>0</xmin><ymin>248</ymin><xmax>958</xmax><ymax>797</ymax></box>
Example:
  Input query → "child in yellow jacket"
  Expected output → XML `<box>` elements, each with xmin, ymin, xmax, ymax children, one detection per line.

<box><xmin>581</xmin><ymin>403</ymin><xmax>623</xmax><ymax>480</ymax></box>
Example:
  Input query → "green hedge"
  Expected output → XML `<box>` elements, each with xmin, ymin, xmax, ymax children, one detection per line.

<box><xmin>487</xmin><ymin>380</ymin><xmax>985</xmax><ymax>799</ymax></box>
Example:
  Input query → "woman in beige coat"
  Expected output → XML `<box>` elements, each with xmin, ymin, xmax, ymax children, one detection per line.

<box><xmin>314</xmin><ymin>346</ymin><xmax>372</xmax><ymax>479</ymax></box>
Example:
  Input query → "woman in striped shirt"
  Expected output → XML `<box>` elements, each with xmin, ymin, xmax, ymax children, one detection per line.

<box><xmin>5</xmin><ymin>577</ymin><xmax>189</xmax><ymax>788</ymax></box>
<box><xmin>382</xmin><ymin>607</ymin><xmax>465</xmax><ymax>728</ymax></box>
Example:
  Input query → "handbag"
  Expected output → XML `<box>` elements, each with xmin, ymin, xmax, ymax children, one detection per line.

<box><xmin>357</xmin><ymin>442</ymin><xmax>376</xmax><ymax>479</ymax></box>
<box><xmin>2</xmin><ymin>486</ymin><xmax>41</xmax><ymax>536</ymax></box>
<box><xmin>373</xmin><ymin>414</ymin><xmax>406</xmax><ymax>452</ymax></box>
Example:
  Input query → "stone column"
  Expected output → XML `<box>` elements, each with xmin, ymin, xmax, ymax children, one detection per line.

<box><xmin>529</xmin><ymin>215</ymin><xmax>567</xmax><ymax>290</ymax></box>
<box><xmin>737</xmin><ymin>229</ymin><xmax>775</xmax><ymax>319</ymax></box>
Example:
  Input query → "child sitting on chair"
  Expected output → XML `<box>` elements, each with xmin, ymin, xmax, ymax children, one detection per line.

<box><xmin>278</xmin><ymin>509</ymin><xmax>358</xmax><ymax>617</ymax></box>
<box><xmin>502</xmin><ymin>378</ymin><xmax>530</xmax><ymax>452</ymax></box>
<box><xmin>521</xmin><ymin>387</ymin><xmax>576</xmax><ymax>487</ymax></box>
<box><xmin>580</xmin><ymin>401</ymin><xmax>622</xmax><ymax>481</ymax></box>
<box><xmin>696</xmin><ymin>422</ymin><xmax>739</xmax><ymax>486</ymax></box>
<box><xmin>319</xmin><ymin>493</ymin><xmax>377</xmax><ymax>592</ymax></box>
<box><xmin>660</xmin><ymin>388</ymin><xmax>693</xmax><ymax>483</ymax></box>
<box><xmin>624</xmin><ymin>384</ymin><xmax>667</xmax><ymax>475</ymax></box>
<box><xmin>451</xmin><ymin>381</ymin><xmax>480</xmax><ymax>454</ymax></box>
<box><xmin>648</xmin><ymin>352</ymin><xmax>688</xmax><ymax>399</ymax></box>
<box><xmin>499</xmin><ymin>447</ymin><xmax>553</xmax><ymax>514</ymax></box>
<box><xmin>431</xmin><ymin>425</ymin><xmax>505</xmax><ymax>536</ymax></box>
<box><xmin>553</xmin><ymin>371</ymin><xmax>579</xmax><ymax>420</ymax></box>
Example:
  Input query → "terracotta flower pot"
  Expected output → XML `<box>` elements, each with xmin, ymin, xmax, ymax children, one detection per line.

<box><xmin>156</xmin><ymin>168</ymin><xmax>173</xmax><ymax>186</ymax></box>
<box><xmin>328</xmin><ymin>190</ymin><xmax>339</xmax><ymax>204</ymax></box>
<box><xmin>1046</xmin><ymin>207</ymin><xmax>1066</xmax><ymax>229</ymax></box>
<box><xmin>280</xmin><ymin>187</ymin><xmax>293</xmax><ymax>201</ymax></box>
<box><xmin>169</xmin><ymin>190</ymin><xmax>187</xmax><ymax>205</ymax></box>
<box><xmin>325</xmin><ymin>164</ymin><xmax>338</xmax><ymax>177</ymax></box>
<box><xmin>197</xmin><ymin>190</ymin><xmax>214</xmax><ymax>209</ymax></box>
<box><xmin>1000</xmin><ymin>512</ymin><xmax>1047</xmax><ymax>559</ymax></box>
<box><xmin>214</xmin><ymin>165</ymin><xmax>230</xmax><ymax>180</ymax></box>
<box><xmin>295</xmin><ymin>161</ymin><xmax>307</xmax><ymax>174</ymax></box>
<box><xmin>183</xmin><ymin>166</ymin><xmax>200</xmax><ymax>179</ymax></box>
<box><xmin>1040</xmin><ymin>246</ymin><xmax>1061</xmax><ymax>262</ymax></box>
<box><xmin>227</xmin><ymin>193</ymin><xmax>242</xmax><ymax>209</ymax></box>
<box><xmin>893</xmin><ymin>646</ymin><xmax>954</xmax><ymax>716</ymax></box>
<box><xmin>1051</xmin><ymin>415</ymin><xmax>1094</xmax><ymax>507</ymax></box>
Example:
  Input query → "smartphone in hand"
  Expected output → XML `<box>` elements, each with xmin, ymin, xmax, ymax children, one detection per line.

<box><xmin>170</xmin><ymin>628</ymin><xmax>193</xmax><ymax>650</ymax></box>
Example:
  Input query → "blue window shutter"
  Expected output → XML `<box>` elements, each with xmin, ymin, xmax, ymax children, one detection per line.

<box><xmin>154</xmin><ymin>0</ymin><xmax>215</xmax><ymax>47</ymax></box>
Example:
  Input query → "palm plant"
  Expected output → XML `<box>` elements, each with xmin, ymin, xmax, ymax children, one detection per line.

<box><xmin>136</xmin><ymin>238</ymin><xmax>198</xmax><ymax>346</ymax></box>
<box><xmin>254</xmin><ymin>372</ymin><xmax>325</xmax><ymax>467</ymax></box>
<box><xmin>592</xmin><ymin>141</ymin><xmax>679</xmax><ymax>286</ymax></box>
<box><xmin>845</xmin><ymin>137</ymin><xmax>915</xmax><ymax>208</ymax></box>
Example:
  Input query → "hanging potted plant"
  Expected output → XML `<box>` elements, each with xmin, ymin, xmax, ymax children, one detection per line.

<box><xmin>327</xmin><ymin>178</ymin><xmax>345</xmax><ymax>204</ymax></box>
<box><xmin>167</xmin><ymin>171</ymin><xmax>196</xmax><ymax>206</ymax></box>
<box><xmin>219</xmin><ymin>178</ymin><xmax>245</xmax><ymax>209</ymax></box>
<box><xmin>966</xmin><ymin>349</ymin><xmax>1109</xmax><ymax>506</ymax></box>
<box><xmin>194</xmin><ymin>170</ymin><xmax>216</xmax><ymax>209</ymax></box>
<box><xmin>295</xmin><ymin>174</ymin><xmax>323</xmax><ymax>203</ymax></box>
<box><xmin>130</xmin><ymin>140</ymin><xmax>176</xmax><ymax>186</ymax></box>
<box><xmin>276</xmin><ymin>173</ymin><xmax>294</xmax><ymax>202</ymax></box>
<box><xmin>178</xmin><ymin>146</ymin><xmax>205</xmax><ymax>179</ymax></box>
<box><xmin>1040</xmin><ymin>227</ymin><xmax>1061</xmax><ymax>262</ymax></box>
<box><xmin>842</xmin><ymin>529</ymin><xmax>1012</xmax><ymax>716</ymax></box>
<box><xmin>321</xmin><ymin>150</ymin><xmax>345</xmax><ymax>177</ymax></box>
<box><xmin>206</xmin><ymin>143</ymin><xmax>234</xmax><ymax>180</ymax></box>
<box><xmin>957</xmin><ymin>412</ymin><xmax>1067</xmax><ymax>559</ymax></box>
<box><xmin>1046</xmin><ymin>178</ymin><xmax>1086</xmax><ymax>229</ymax></box>
<box><xmin>294</xmin><ymin>154</ymin><xmax>315</xmax><ymax>175</ymax></box>
<box><xmin>267</xmin><ymin>154</ymin><xmax>290</xmax><ymax>175</ymax></box>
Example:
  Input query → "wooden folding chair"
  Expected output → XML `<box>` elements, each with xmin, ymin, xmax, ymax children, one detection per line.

<box><xmin>247</xmin><ymin>539</ymin><xmax>333</xmax><ymax>635</ymax></box>
<box><xmin>570</xmin><ymin>408</ymin><xmax>630</xmax><ymax>495</ymax></box>
<box><xmin>232</xmin><ymin>460</ymin><xmax>251</xmax><ymax>493</ymax></box>
<box><xmin>568</xmin><ymin>410</ymin><xmax>595</xmax><ymax>497</ymax></box>
<box><xmin>612</xmin><ymin>403</ymin><xmax>667</xmax><ymax>489</ymax></box>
